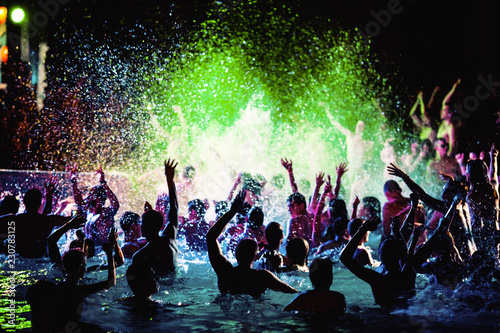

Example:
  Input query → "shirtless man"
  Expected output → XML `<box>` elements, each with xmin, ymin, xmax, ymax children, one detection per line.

<box><xmin>132</xmin><ymin>158</ymin><xmax>179</xmax><ymax>277</ymax></box>
<box><xmin>207</xmin><ymin>190</ymin><xmax>297</xmax><ymax>297</ymax></box>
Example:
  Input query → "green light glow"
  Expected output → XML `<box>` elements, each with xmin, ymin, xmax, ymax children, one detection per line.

<box><xmin>11</xmin><ymin>8</ymin><xmax>24</xmax><ymax>23</ymax></box>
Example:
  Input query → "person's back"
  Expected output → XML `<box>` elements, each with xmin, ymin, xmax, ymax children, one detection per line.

<box><xmin>132</xmin><ymin>159</ymin><xmax>180</xmax><ymax>277</ymax></box>
<box><xmin>133</xmin><ymin>209</ymin><xmax>178</xmax><ymax>277</ymax></box>
<box><xmin>284</xmin><ymin>258</ymin><xmax>346</xmax><ymax>313</ymax></box>
<box><xmin>207</xmin><ymin>190</ymin><xmax>297</xmax><ymax>297</ymax></box>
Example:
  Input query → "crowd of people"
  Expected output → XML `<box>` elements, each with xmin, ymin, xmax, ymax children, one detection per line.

<box><xmin>1</xmin><ymin>79</ymin><xmax>499</xmax><ymax>331</ymax></box>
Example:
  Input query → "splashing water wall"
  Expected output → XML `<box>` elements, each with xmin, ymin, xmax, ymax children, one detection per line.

<box><xmin>37</xmin><ymin>2</ymin><xmax>404</xmax><ymax>208</ymax></box>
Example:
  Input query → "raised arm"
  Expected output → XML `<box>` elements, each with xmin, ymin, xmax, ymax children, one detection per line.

<box><xmin>68</xmin><ymin>164</ymin><xmax>84</xmax><ymax>208</ymax></box>
<box><xmin>351</xmin><ymin>196</ymin><xmax>360</xmax><ymax>220</ymax></box>
<box><xmin>96</xmin><ymin>165</ymin><xmax>119</xmax><ymax>213</ymax></box>
<box><xmin>43</xmin><ymin>176</ymin><xmax>57</xmax><ymax>215</ymax></box>
<box><xmin>409</xmin><ymin>91</ymin><xmax>425</xmax><ymax>127</ymax></box>
<box><xmin>312</xmin><ymin>180</ymin><xmax>331</xmax><ymax>247</ymax></box>
<box><xmin>262</xmin><ymin>270</ymin><xmax>297</xmax><ymax>293</ymax></box>
<box><xmin>399</xmin><ymin>193</ymin><xmax>420</xmax><ymax>243</ymax></box>
<box><xmin>340</xmin><ymin>217</ymin><xmax>382</xmax><ymax>284</ymax></box>
<box><xmin>332</xmin><ymin>163</ymin><xmax>347</xmax><ymax>199</ymax></box>
<box><xmin>281</xmin><ymin>158</ymin><xmax>298</xmax><ymax>193</ymax></box>
<box><xmin>227</xmin><ymin>173</ymin><xmax>242</xmax><ymax>201</ymax></box>
<box><xmin>442</xmin><ymin>78</ymin><xmax>460</xmax><ymax>110</ymax></box>
<box><xmin>48</xmin><ymin>216</ymin><xmax>86</xmax><ymax>266</ymax></box>
<box><xmin>489</xmin><ymin>143</ymin><xmax>498</xmax><ymax>189</ymax></box>
<box><xmin>163</xmin><ymin>158</ymin><xmax>179</xmax><ymax>239</ymax></box>
<box><xmin>387</xmin><ymin>163</ymin><xmax>446</xmax><ymax>213</ymax></box>
<box><xmin>309</xmin><ymin>172</ymin><xmax>325</xmax><ymax>214</ymax></box>
<box><xmin>108</xmin><ymin>227</ymin><xmax>124</xmax><ymax>267</ymax></box>
<box><xmin>207</xmin><ymin>190</ymin><xmax>246</xmax><ymax>272</ymax></box>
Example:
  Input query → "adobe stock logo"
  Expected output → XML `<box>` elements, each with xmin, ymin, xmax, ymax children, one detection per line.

<box><xmin>451</xmin><ymin>74</ymin><xmax>500</xmax><ymax>122</ymax></box>
<box><xmin>357</xmin><ymin>0</ymin><xmax>410</xmax><ymax>44</ymax></box>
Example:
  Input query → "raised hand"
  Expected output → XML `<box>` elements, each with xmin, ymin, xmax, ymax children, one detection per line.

<box><xmin>387</xmin><ymin>163</ymin><xmax>408</xmax><ymax>179</ymax></box>
<box><xmin>324</xmin><ymin>175</ymin><xmax>332</xmax><ymax>193</ymax></box>
<box><xmin>390</xmin><ymin>216</ymin><xmax>401</xmax><ymax>233</ymax></box>
<box><xmin>316</xmin><ymin>172</ymin><xmax>325</xmax><ymax>187</ymax></box>
<box><xmin>454</xmin><ymin>152</ymin><xmax>465</xmax><ymax>166</ymax></box>
<box><xmin>490</xmin><ymin>143</ymin><xmax>498</xmax><ymax>159</ymax></box>
<box><xmin>46</xmin><ymin>176</ymin><xmax>58</xmax><ymax>195</ymax></box>
<box><xmin>409</xmin><ymin>192</ymin><xmax>419</xmax><ymax>207</ymax></box>
<box><xmin>353</xmin><ymin>195</ymin><xmax>360</xmax><ymax>208</ymax></box>
<box><xmin>95</xmin><ymin>165</ymin><xmax>105</xmax><ymax>183</ymax></box>
<box><xmin>66</xmin><ymin>163</ymin><xmax>78</xmax><ymax>181</ymax></box>
<box><xmin>336</xmin><ymin>162</ymin><xmax>348</xmax><ymax>178</ymax></box>
<box><xmin>68</xmin><ymin>214</ymin><xmax>86</xmax><ymax>229</ymax></box>
<box><xmin>281</xmin><ymin>157</ymin><xmax>293</xmax><ymax>171</ymax></box>
<box><xmin>231</xmin><ymin>190</ymin><xmax>246</xmax><ymax>212</ymax></box>
<box><xmin>363</xmin><ymin>217</ymin><xmax>381</xmax><ymax>232</ymax></box>
<box><xmin>164</xmin><ymin>158</ymin><xmax>178</xmax><ymax>181</ymax></box>
<box><xmin>108</xmin><ymin>227</ymin><xmax>118</xmax><ymax>245</ymax></box>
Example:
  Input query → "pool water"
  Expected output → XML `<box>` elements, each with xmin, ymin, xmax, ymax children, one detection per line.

<box><xmin>3</xmin><ymin>237</ymin><xmax>500</xmax><ymax>333</ymax></box>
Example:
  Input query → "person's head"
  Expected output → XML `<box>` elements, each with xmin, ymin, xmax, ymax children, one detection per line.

<box><xmin>214</xmin><ymin>201</ymin><xmax>230</xmax><ymax>219</ymax></box>
<box><xmin>434</xmin><ymin>138</ymin><xmax>449</xmax><ymax>158</ymax></box>
<box><xmin>141</xmin><ymin>210</ymin><xmax>164</xmax><ymax>240</ymax></box>
<box><xmin>331</xmin><ymin>216</ymin><xmax>349</xmax><ymax>240</ymax></box>
<box><xmin>62</xmin><ymin>249</ymin><xmax>87</xmax><ymax>279</ymax></box>
<box><xmin>88</xmin><ymin>185</ymin><xmax>107</xmax><ymax>211</ymax></box>
<box><xmin>355</xmin><ymin>120</ymin><xmax>365</xmax><ymax>135</ymax></box>
<box><xmin>120</xmin><ymin>211</ymin><xmax>142</xmax><ymax>239</ymax></box>
<box><xmin>23</xmin><ymin>188</ymin><xmax>43</xmax><ymax>213</ymax></box>
<box><xmin>247</xmin><ymin>206</ymin><xmax>264</xmax><ymax>230</ymax></box>
<box><xmin>235</xmin><ymin>238</ymin><xmax>259</xmax><ymax>265</ymax></box>
<box><xmin>328</xmin><ymin>199</ymin><xmax>347</xmax><ymax>220</ymax></box>
<box><xmin>309</xmin><ymin>258</ymin><xmax>333</xmax><ymax>290</ymax></box>
<box><xmin>286</xmin><ymin>237</ymin><xmax>309</xmax><ymax>266</ymax></box>
<box><xmin>348</xmin><ymin>218</ymin><xmax>369</xmax><ymax>244</ymax></box>
<box><xmin>440</xmin><ymin>103</ymin><xmax>453</xmax><ymax>120</ymax></box>
<box><xmin>183</xmin><ymin>165</ymin><xmax>195</xmax><ymax>181</ymax></box>
<box><xmin>126</xmin><ymin>261</ymin><xmax>159</xmax><ymax>300</ymax></box>
<box><xmin>188</xmin><ymin>199</ymin><xmax>206</xmax><ymax>221</ymax></box>
<box><xmin>359</xmin><ymin>196</ymin><xmax>381</xmax><ymax>220</ymax></box>
<box><xmin>0</xmin><ymin>195</ymin><xmax>19</xmax><ymax>215</ymax></box>
<box><xmin>466</xmin><ymin>159</ymin><xmax>489</xmax><ymax>184</ymax></box>
<box><xmin>265</xmin><ymin>222</ymin><xmax>283</xmax><ymax>250</ymax></box>
<box><xmin>378</xmin><ymin>236</ymin><xmax>408</xmax><ymax>272</ymax></box>
<box><xmin>383</xmin><ymin>180</ymin><xmax>402</xmax><ymax>200</ymax></box>
<box><xmin>287</xmin><ymin>192</ymin><xmax>307</xmax><ymax>218</ymax></box>
<box><xmin>441</xmin><ymin>179</ymin><xmax>468</xmax><ymax>204</ymax></box>
<box><xmin>421</xmin><ymin>139</ymin><xmax>433</xmax><ymax>159</ymax></box>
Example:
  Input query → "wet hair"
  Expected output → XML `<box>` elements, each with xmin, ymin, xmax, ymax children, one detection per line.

<box><xmin>331</xmin><ymin>216</ymin><xmax>349</xmax><ymax>237</ymax></box>
<box><xmin>466</xmin><ymin>159</ymin><xmax>489</xmax><ymax>184</ymax></box>
<box><xmin>92</xmin><ymin>185</ymin><xmax>107</xmax><ymax>203</ymax></box>
<box><xmin>235</xmin><ymin>238</ymin><xmax>259</xmax><ymax>264</ymax></box>
<box><xmin>286</xmin><ymin>237</ymin><xmax>309</xmax><ymax>266</ymax></box>
<box><xmin>309</xmin><ymin>258</ymin><xmax>333</xmax><ymax>289</ymax></box>
<box><xmin>141</xmin><ymin>210</ymin><xmax>164</xmax><ymax>236</ymax></box>
<box><xmin>361</xmin><ymin>196</ymin><xmax>381</xmax><ymax>219</ymax></box>
<box><xmin>183</xmin><ymin>165</ymin><xmax>195</xmax><ymax>180</ymax></box>
<box><xmin>383</xmin><ymin>180</ymin><xmax>402</xmax><ymax>194</ymax></box>
<box><xmin>378</xmin><ymin>236</ymin><xmax>408</xmax><ymax>268</ymax></box>
<box><xmin>348</xmin><ymin>218</ymin><xmax>364</xmax><ymax>237</ymax></box>
<box><xmin>287</xmin><ymin>192</ymin><xmax>306</xmax><ymax>207</ymax></box>
<box><xmin>329</xmin><ymin>199</ymin><xmax>347</xmax><ymax>220</ymax></box>
<box><xmin>188</xmin><ymin>199</ymin><xmax>206</xmax><ymax>216</ymax></box>
<box><xmin>126</xmin><ymin>261</ymin><xmax>159</xmax><ymax>299</ymax></box>
<box><xmin>214</xmin><ymin>201</ymin><xmax>230</xmax><ymax>217</ymax></box>
<box><xmin>265</xmin><ymin>222</ymin><xmax>283</xmax><ymax>248</ymax></box>
<box><xmin>441</xmin><ymin>179</ymin><xmax>468</xmax><ymax>203</ymax></box>
<box><xmin>120</xmin><ymin>211</ymin><xmax>141</xmax><ymax>232</ymax></box>
<box><xmin>0</xmin><ymin>195</ymin><xmax>19</xmax><ymax>215</ymax></box>
<box><xmin>62</xmin><ymin>249</ymin><xmax>86</xmax><ymax>277</ymax></box>
<box><xmin>23</xmin><ymin>188</ymin><xmax>42</xmax><ymax>212</ymax></box>
<box><xmin>247</xmin><ymin>206</ymin><xmax>264</xmax><ymax>230</ymax></box>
